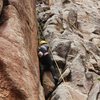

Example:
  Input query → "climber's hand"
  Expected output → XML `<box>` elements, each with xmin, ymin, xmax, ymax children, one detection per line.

<box><xmin>38</xmin><ymin>51</ymin><xmax>43</xmax><ymax>57</ymax></box>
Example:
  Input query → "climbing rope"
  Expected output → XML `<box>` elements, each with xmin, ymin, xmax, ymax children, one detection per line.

<box><xmin>67</xmin><ymin>19</ymin><xmax>84</xmax><ymax>38</ymax></box>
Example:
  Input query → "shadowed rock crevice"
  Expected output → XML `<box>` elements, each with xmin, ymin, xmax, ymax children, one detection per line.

<box><xmin>3</xmin><ymin>0</ymin><xmax>9</xmax><ymax>6</ymax></box>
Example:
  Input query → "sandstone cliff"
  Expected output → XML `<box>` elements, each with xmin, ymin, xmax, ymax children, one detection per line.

<box><xmin>0</xmin><ymin>0</ymin><xmax>45</xmax><ymax>100</ymax></box>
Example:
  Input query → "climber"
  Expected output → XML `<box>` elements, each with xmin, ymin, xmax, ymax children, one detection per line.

<box><xmin>38</xmin><ymin>40</ymin><xmax>58</xmax><ymax>85</ymax></box>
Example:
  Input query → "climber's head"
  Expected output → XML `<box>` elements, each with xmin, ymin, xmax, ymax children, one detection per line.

<box><xmin>39</xmin><ymin>40</ymin><xmax>47</xmax><ymax>45</ymax></box>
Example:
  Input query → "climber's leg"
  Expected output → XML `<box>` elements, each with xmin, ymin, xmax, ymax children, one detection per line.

<box><xmin>40</xmin><ymin>64</ymin><xmax>44</xmax><ymax>85</ymax></box>
<box><xmin>49</xmin><ymin>65</ymin><xmax>58</xmax><ymax>85</ymax></box>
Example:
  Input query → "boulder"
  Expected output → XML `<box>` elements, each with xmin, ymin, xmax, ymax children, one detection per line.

<box><xmin>50</xmin><ymin>82</ymin><xmax>87</xmax><ymax>100</ymax></box>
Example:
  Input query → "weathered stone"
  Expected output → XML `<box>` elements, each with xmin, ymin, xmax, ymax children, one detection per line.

<box><xmin>39</xmin><ymin>84</ymin><xmax>45</xmax><ymax>100</ymax></box>
<box><xmin>92</xmin><ymin>38</ymin><xmax>100</xmax><ymax>48</ymax></box>
<box><xmin>38</xmin><ymin>10</ymin><xmax>53</xmax><ymax>23</ymax></box>
<box><xmin>43</xmin><ymin>71</ymin><xmax>55</xmax><ymax>97</ymax></box>
<box><xmin>50</xmin><ymin>83</ymin><xmax>87</xmax><ymax>100</ymax></box>
<box><xmin>88</xmin><ymin>82</ymin><xmax>100</xmax><ymax>100</ymax></box>
<box><xmin>69</xmin><ymin>54</ymin><xmax>87</xmax><ymax>93</ymax></box>
<box><xmin>0</xmin><ymin>0</ymin><xmax>44</xmax><ymax>100</ymax></box>
<box><xmin>67</xmin><ymin>9</ymin><xmax>78</xmax><ymax>29</ymax></box>
<box><xmin>43</xmin><ymin>0</ymin><xmax>49</xmax><ymax>5</ymax></box>
<box><xmin>44</xmin><ymin>14</ymin><xmax>63</xmax><ymax>32</ymax></box>
<box><xmin>51</xmin><ymin>39</ymin><xmax>71</xmax><ymax>58</ymax></box>
<box><xmin>53</xmin><ymin>54</ymin><xmax>65</xmax><ymax>63</ymax></box>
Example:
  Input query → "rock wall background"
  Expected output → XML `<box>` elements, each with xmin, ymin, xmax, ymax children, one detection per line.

<box><xmin>0</xmin><ymin>0</ymin><xmax>45</xmax><ymax>100</ymax></box>
<box><xmin>37</xmin><ymin>0</ymin><xmax>100</xmax><ymax>100</ymax></box>
<box><xmin>0</xmin><ymin>0</ymin><xmax>100</xmax><ymax>100</ymax></box>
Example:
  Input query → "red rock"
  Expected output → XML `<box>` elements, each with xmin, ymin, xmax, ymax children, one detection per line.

<box><xmin>0</xmin><ymin>0</ymin><xmax>44</xmax><ymax>100</ymax></box>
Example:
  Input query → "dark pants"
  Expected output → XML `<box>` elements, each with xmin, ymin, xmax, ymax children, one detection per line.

<box><xmin>39</xmin><ymin>54</ymin><xmax>58</xmax><ymax>85</ymax></box>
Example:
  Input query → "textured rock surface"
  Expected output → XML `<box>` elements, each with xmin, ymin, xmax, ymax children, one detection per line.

<box><xmin>0</xmin><ymin>0</ymin><xmax>45</xmax><ymax>100</ymax></box>
<box><xmin>43</xmin><ymin>72</ymin><xmax>55</xmax><ymax>97</ymax></box>
<box><xmin>0</xmin><ymin>0</ymin><xmax>3</xmax><ymax>14</ymax></box>
<box><xmin>50</xmin><ymin>82</ymin><xmax>87</xmax><ymax>100</ymax></box>
<box><xmin>37</xmin><ymin>0</ymin><xmax>100</xmax><ymax>99</ymax></box>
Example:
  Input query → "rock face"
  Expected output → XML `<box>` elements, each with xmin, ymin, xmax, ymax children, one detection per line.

<box><xmin>0</xmin><ymin>0</ymin><xmax>3</xmax><ymax>14</ymax></box>
<box><xmin>37</xmin><ymin>0</ymin><xmax>100</xmax><ymax>100</ymax></box>
<box><xmin>50</xmin><ymin>82</ymin><xmax>87</xmax><ymax>100</ymax></box>
<box><xmin>0</xmin><ymin>0</ymin><xmax>45</xmax><ymax>100</ymax></box>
